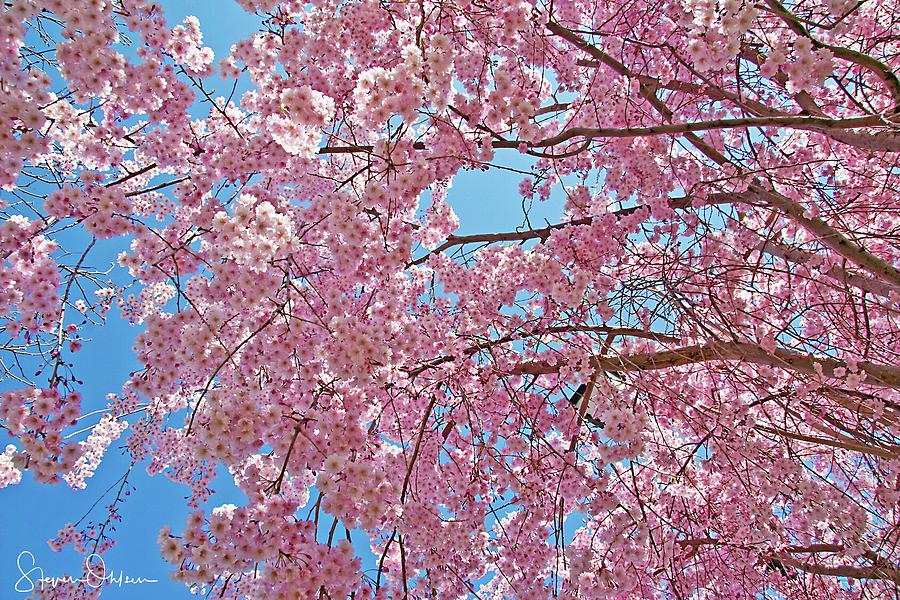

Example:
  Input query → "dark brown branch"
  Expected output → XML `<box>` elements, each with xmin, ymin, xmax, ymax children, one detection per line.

<box><xmin>105</xmin><ymin>163</ymin><xmax>158</xmax><ymax>187</ymax></box>
<box><xmin>759</xmin><ymin>239</ymin><xmax>897</xmax><ymax>298</ymax></box>
<box><xmin>513</xmin><ymin>341</ymin><xmax>900</xmax><ymax>389</ymax></box>
<box><xmin>407</xmin><ymin>325</ymin><xmax>681</xmax><ymax>377</ymax></box>
<box><xmin>410</xmin><ymin>191</ymin><xmax>895</xmax><ymax>298</ymax></box>
<box><xmin>318</xmin><ymin>114</ymin><xmax>892</xmax><ymax>156</ymax></box>
<box><xmin>124</xmin><ymin>176</ymin><xmax>191</xmax><ymax>198</ymax></box>
<box><xmin>749</xmin><ymin>185</ymin><xmax>900</xmax><ymax>291</ymax></box>
<box><xmin>408</xmin><ymin>195</ymin><xmax>702</xmax><ymax>267</ymax></box>
<box><xmin>773</xmin><ymin>554</ymin><xmax>900</xmax><ymax>584</ymax></box>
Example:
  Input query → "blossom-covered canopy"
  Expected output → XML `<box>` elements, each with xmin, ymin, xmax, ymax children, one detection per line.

<box><xmin>1</xmin><ymin>0</ymin><xmax>899</xmax><ymax>597</ymax></box>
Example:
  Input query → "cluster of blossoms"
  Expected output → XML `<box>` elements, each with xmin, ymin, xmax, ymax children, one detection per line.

<box><xmin>321</xmin><ymin>191</ymin><xmax>385</xmax><ymax>275</ymax></box>
<box><xmin>683</xmin><ymin>0</ymin><xmax>758</xmax><ymax>72</ymax></box>
<box><xmin>187</xmin><ymin>387</ymin><xmax>280</xmax><ymax>466</ymax></box>
<box><xmin>47</xmin><ymin>522</ymin><xmax>81</xmax><ymax>553</ymax></box>
<box><xmin>466</xmin><ymin>62</ymin><xmax>553</xmax><ymax>145</ymax></box>
<box><xmin>45</xmin><ymin>182</ymin><xmax>133</xmax><ymax>239</ymax></box>
<box><xmin>209</xmin><ymin>195</ymin><xmax>295</xmax><ymax>268</ymax></box>
<box><xmin>775</xmin><ymin>38</ymin><xmax>835</xmax><ymax>93</ymax></box>
<box><xmin>0</xmin><ymin>388</ymin><xmax>82</xmax><ymax>484</ymax></box>
<box><xmin>0</xmin><ymin>443</ymin><xmax>22</xmax><ymax>488</ymax></box>
<box><xmin>0</xmin><ymin>235</ymin><xmax>61</xmax><ymax>334</ymax></box>
<box><xmin>423</xmin><ymin>34</ymin><xmax>455</xmax><ymax>109</ymax></box>
<box><xmin>0</xmin><ymin>214</ymin><xmax>38</xmax><ymax>252</ymax></box>
<box><xmin>325</xmin><ymin>314</ymin><xmax>394</xmax><ymax>380</ymax></box>
<box><xmin>563</xmin><ymin>507</ymin><xmax>656</xmax><ymax>597</ymax></box>
<box><xmin>144</xmin><ymin>425</ymin><xmax>217</xmax><ymax>508</ymax></box>
<box><xmin>227</xmin><ymin>31</ymin><xmax>279</xmax><ymax>83</ymax></box>
<box><xmin>40</xmin><ymin>96</ymin><xmax>120</xmax><ymax>173</ymax></box>
<box><xmin>63</xmin><ymin>413</ymin><xmax>128</xmax><ymax>489</ymax></box>
<box><xmin>159</xmin><ymin>496</ymin><xmax>364</xmax><ymax>598</ymax></box>
<box><xmin>0</xmin><ymin>65</ymin><xmax>51</xmax><ymax>188</ymax></box>
<box><xmin>353</xmin><ymin>63</ymin><xmax>426</xmax><ymax>126</ymax></box>
<box><xmin>595</xmin><ymin>398</ymin><xmax>649</xmax><ymax>445</ymax></box>
<box><xmin>825</xmin><ymin>0</ymin><xmax>857</xmax><ymax>17</ymax></box>
<box><xmin>0</xmin><ymin>1</ymin><xmax>52</xmax><ymax>184</ymax></box>
<box><xmin>47</xmin><ymin>515</ymin><xmax>128</xmax><ymax>557</ymax></box>
<box><xmin>37</xmin><ymin>0</ymin><xmax>127</xmax><ymax>103</ymax></box>
<box><xmin>165</xmin><ymin>16</ymin><xmax>215</xmax><ymax>76</ymax></box>
<box><xmin>266</xmin><ymin>84</ymin><xmax>335</xmax><ymax>157</ymax></box>
<box><xmin>116</xmin><ymin>281</ymin><xmax>175</xmax><ymax>325</ymax></box>
<box><xmin>317</xmin><ymin>453</ymin><xmax>398</xmax><ymax>530</ymax></box>
<box><xmin>419</xmin><ymin>181</ymin><xmax>459</xmax><ymax>249</ymax></box>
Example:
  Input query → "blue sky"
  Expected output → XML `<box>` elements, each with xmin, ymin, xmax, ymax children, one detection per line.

<box><xmin>0</xmin><ymin>3</ymin><xmax>571</xmax><ymax>598</ymax></box>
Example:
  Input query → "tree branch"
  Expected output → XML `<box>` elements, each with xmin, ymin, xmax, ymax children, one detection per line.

<box><xmin>513</xmin><ymin>341</ymin><xmax>900</xmax><ymax>389</ymax></box>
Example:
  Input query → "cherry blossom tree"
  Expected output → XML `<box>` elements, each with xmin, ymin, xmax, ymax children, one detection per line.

<box><xmin>1</xmin><ymin>0</ymin><xmax>899</xmax><ymax>597</ymax></box>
